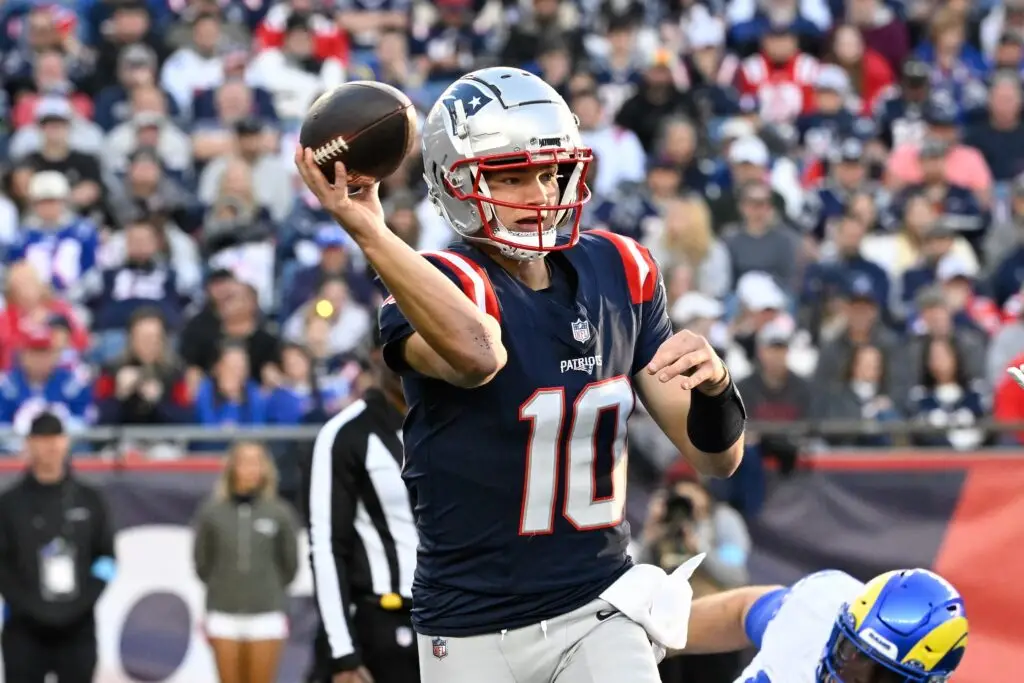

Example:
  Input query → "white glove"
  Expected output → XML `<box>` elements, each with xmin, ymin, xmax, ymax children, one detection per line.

<box><xmin>1009</xmin><ymin>364</ymin><xmax>1024</xmax><ymax>390</ymax></box>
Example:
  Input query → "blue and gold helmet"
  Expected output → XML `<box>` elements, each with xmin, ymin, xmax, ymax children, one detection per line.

<box><xmin>817</xmin><ymin>569</ymin><xmax>968</xmax><ymax>683</ymax></box>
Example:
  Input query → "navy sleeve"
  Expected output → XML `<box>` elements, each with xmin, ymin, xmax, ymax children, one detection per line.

<box><xmin>378</xmin><ymin>251</ymin><xmax>496</xmax><ymax>375</ymax></box>
<box><xmin>632</xmin><ymin>254</ymin><xmax>673</xmax><ymax>377</ymax></box>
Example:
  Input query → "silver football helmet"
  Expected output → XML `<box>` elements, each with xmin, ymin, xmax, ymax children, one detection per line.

<box><xmin>420</xmin><ymin>67</ymin><xmax>593</xmax><ymax>261</ymax></box>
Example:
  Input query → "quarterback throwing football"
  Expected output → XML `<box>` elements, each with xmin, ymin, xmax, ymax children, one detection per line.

<box><xmin>295</xmin><ymin>67</ymin><xmax>746</xmax><ymax>683</ymax></box>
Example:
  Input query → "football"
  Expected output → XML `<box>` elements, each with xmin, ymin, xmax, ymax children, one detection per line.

<box><xmin>299</xmin><ymin>81</ymin><xmax>418</xmax><ymax>186</ymax></box>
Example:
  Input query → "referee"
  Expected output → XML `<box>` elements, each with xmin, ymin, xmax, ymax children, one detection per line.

<box><xmin>302</xmin><ymin>329</ymin><xmax>419</xmax><ymax>683</ymax></box>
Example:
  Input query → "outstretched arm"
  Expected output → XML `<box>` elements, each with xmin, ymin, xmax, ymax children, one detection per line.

<box><xmin>671</xmin><ymin>585</ymin><xmax>787</xmax><ymax>656</ymax></box>
<box><xmin>295</xmin><ymin>151</ymin><xmax>506</xmax><ymax>387</ymax></box>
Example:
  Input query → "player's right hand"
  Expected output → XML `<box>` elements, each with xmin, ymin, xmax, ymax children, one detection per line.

<box><xmin>294</xmin><ymin>146</ymin><xmax>387</xmax><ymax>242</ymax></box>
<box><xmin>333</xmin><ymin>666</ymin><xmax>374</xmax><ymax>683</ymax></box>
<box><xmin>1009</xmin><ymin>364</ymin><xmax>1024</xmax><ymax>390</ymax></box>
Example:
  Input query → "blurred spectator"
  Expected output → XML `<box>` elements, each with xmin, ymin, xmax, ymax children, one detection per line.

<box><xmin>9</xmin><ymin>170</ymin><xmax>99</xmax><ymax>303</ymax></box>
<box><xmin>247</xmin><ymin>12</ymin><xmax>346</xmax><ymax>124</ymax></box>
<box><xmin>649</xmin><ymin>195</ymin><xmax>732</xmax><ymax>299</ymax></box>
<box><xmin>93</xmin><ymin>44</ymin><xmax>178</xmax><ymax>133</ymax></box>
<box><xmin>202</xmin><ymin>159</ymin><xmax>277</xmax><ymax>309</ymax></box>
<box><xmin>0</xmin><ymin>262</ymin><xmax>90</xmax><ymax>372</ymax></box>
<box><xmin>616</xmin><ymin>51</ymin><xmax>699</xmax><ymax>154</ymax></box>
<box><xmin>159</xmin><ymin>11</ymin><xmax>233</xmax><ymax>114</ymax></box>
<box><xmin>734</xmin><ymin>22</ymin><xmax>820</xmax><ymax>125</ymax></box>
<box><xmin>105</xmin><ymin>147</ymin><xmax>197</xmax><ymax>233</ymax></box>
<box><xmin>83</xmin><ymin>215</ymin><xmax>192</xmax><ymax>360</ymax></box>
<box><xmin>266</xmin><ymin>343</ymin><xmax>345</xmax><ymax>424</ymax></box>
<box><xmin>499</xmin><ymin>0</ymin><xmax>586</xmax><ymax>70</ymax></box>
<box><xmin>737</xmin><ymin>315</ymin><xmax>811</xmax><ymax>472</ymax></box>
<box><xmin>573</xmin><ymin>89</ymin><xmax>646</xmax><ymax>196</ymax></box>
<box><xmin>818</xmin><ymin>343</ymin><xmax>902</xmax><ymax>446</ymax></box>
<box><xmin>909</xmin><ymin>335</ymin><xmax>987</xmax><ymax>449</ymax></box>
<box><xmin>281</xmin><ymin>225</ymin><xmax>375</xmax><ymax>320</ymax></box>
<box><xmin>193</xmin><ymin>441</ymin><xmax>299</xmax><ymax>683</ymax></box>
<box><xmin>721</xmin><ymin>180</ymin><xmax>801</xmax><ymax>289</ymax></box>
<box><xmin>193</xmin><ymin>343</ymin><xmax>268</xmax><ymax>447</ymax></box>
<box><xmin>198</xmin><ymin>117</ymin><xmax>293</xmax><ymax>222</ymax></box>
<box><xmin>105</xmin><ymin>85</ymin><xmax>192</xmax><ymax>175</ymax></box>
<box><xmin>707</xmin><ymin>136</ymin><xmax>788</xmax><ymax>231</ymax></box>
<box><xmin>7</xmin><ymin>95</ymin><xmax>105</xmax><ymax>160</ymax></box>
<box><xmin>283</xmin><ymin>277</ymin><xmax>371</xmax><ymax>358</ymax></box>
<box><xmin>0</xmin><ymin>326</ymin><xmax>93</xmax><ymax>440</ymax></box>
<box><xmin>179</xmin><ymin>276</ymin><xmax>281</xmax><ymax>387</ymax></box>
<box><xmin>885</xmin><ymin>98</ymin><xmax>993</xmax><ymax>204</ymax></box>
<box><xmin>825</xmin><ymin>24</ymin><xmax>895</xmax><ymax>116</ymax></box>
<box><xmin>17</xmin><ymin>98</ymin><xmax>104</xmax><ymax>217</ymax></box>
<box><xmin>964</xmin><ymin>73</ymin><xmax>1024</xmax><ymax>183</ymax></box>
<box><xmin>95</xmin><ymin>307</ymin><xmax>191</xmax><ymax>429</ymax></box>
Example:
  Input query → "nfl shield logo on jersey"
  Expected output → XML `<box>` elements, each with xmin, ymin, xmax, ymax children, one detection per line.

<box><xmin>571</xmin><ymin>318</ymin><xmax>590</xmax><ymax>343</ymax></box>
<box><xmin>432</xmin><ymin>637</ymin><xmax>448</xmax><ymax>661</ymax></box>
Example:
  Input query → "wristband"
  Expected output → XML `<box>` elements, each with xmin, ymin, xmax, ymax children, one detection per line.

<box><xmin>686</xmin><ymin>376</ymin><xmax>747</xmax><ymax>453</ymax></box>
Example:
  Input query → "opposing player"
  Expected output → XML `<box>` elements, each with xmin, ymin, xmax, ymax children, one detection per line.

<box><xmin>294</xmin><ymin>67</ymin><xmax>747</xmax><ymax>683</ymax></box>
<box><xmin>677</xmin><ymin>568</ymin><xmax>968</xmax><ymax>683</ymax></box>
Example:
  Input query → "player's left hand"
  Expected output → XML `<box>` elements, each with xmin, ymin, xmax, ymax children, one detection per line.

<box><xmin>646</xmin><ymin>330</ymin><xmax>729</xmax><ymax>395</ymax></box>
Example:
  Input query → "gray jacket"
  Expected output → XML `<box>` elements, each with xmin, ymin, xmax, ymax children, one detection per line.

<box><xmin>193</xmin><ymin>495</ymin><xmax>300</xmax><ymax>614</ymax></box>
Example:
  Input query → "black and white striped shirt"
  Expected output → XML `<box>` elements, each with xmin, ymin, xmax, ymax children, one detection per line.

<box><xmin>303</xmin><ymin>389</ymin><xmax>416</xmax><ymax>671</ymax></box>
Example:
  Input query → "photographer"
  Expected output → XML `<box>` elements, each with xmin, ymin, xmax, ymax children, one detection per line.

<box><xmin>638</xmin><ymin>470</ymin><xmax>751</xmax><ymax>683</ymax></box>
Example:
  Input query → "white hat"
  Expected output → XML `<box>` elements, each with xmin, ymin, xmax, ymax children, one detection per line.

<box><xmin>35</xmin><ymin>95</ymin><xmax>73</xmax><ymax>122</ymax></box>
<box><xmin>936</xmin><ymin>254</ymin><xmax>977</xmax><ymax>282</ymax></box>
<box><xmin>756</xmin><ymin>314</ymin><xmax>796</xmax><ymax>347</ymax></box>
<box><xmin>687</xmin><ymin>15</ymin><xmax>725</xmax><ymax>50</ymax></box>
<box><xmin>28</xmin><ymin>171</ymin><xmax>70</xmax><ymax>201</ymax></box>
<box><xmin>815</xmin><ymin>65</ymin><xmax>851</xmax><ymax>93</ymax></box>
<box><xmin>670</xmin><ymin>292</ymin><xmax>724</xmax><ymax>326</ymax></box>
<box><xmin>737</xmin><ymin>271</ymin><xmax>787</xmax><ymax>312</ymax></box>
<box><xmin>728</xmin><ymin>135</ymin><xmax>769</xmax><ymax>167</ymax></box>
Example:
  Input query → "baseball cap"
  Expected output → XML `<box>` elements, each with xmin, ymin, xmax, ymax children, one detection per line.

<box><xmin>315</xmin><ymin>225</ymin><xmax>351</xmax><ymax>249</ymax></box>
<box><xmin>844</xmin><ymin>273</ymin><xmax>879</xmax><ymax>304</ymax></box>
<box><xmin>35</xmin><ymin>95</ymin><xmax>73</xmax><ymax>123</ymax></box>
<box><xmin>756</xmin><ymin>315</ymin><xmax>796</xmax><ymax>347</ymax></box>
<box><xmin>834</xmin><ymin>138</ymin><xmax>864</xmax><ymax>163</ymax></box>
<box><xmin>28</xmin><ymin>412</ymin><xmax>65</xmax><ymax>437</ymax></box>
<box><xmin>815</xmin><ymin>65</ymin><xmax>851</xmax><ymax>93</ymax></box>
<box><xmin>737</xmin><ymin>271</ymin><xmax>787</xmax><ymax>312</ymax></box>
<box><xmin>902</xmin><ymin>59</ymin><xmax>930</xmax><ymax>82</ymax></box>
<box><xmin>728</xmin><ymin>136</ymin><xmax>769</xmax><ymax>166</ymax></box>
<box><xmin>924</xmin><ymin>99</ymin><xmax>958</xmax><ymax>126</ymax></box>
<box><xmin>687</xmin><ymin>15</ymin><xmax>725</xmax><ymax>50</ymax></box>
<box><xmin>936</xmin><ymin>254</ymin><xmax>976</xmax><ymax>282</ymax></box>
<box><xmin>670</xmin><ymin>292</ymin><xmax>724</xmax><ymax>327</ymax></box>
<box><xmin>120</xmin><ymin>43</ymin><xmax>156</xmax><ymax>68</ymax></box>
<box><xmin>28</xmin><ymin>171</ymin><xmax>70</xmax><ymax>201</ymax></box>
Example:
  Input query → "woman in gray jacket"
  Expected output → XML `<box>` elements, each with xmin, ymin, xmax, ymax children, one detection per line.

<box><xmin>193</xmin><ymin>441</ymin><xmax>300</xmax><ymax>683</ymax></box>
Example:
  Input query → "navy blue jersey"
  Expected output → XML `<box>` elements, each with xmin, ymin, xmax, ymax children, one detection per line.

<box><xmin>378</xmin><ymin>231</ymin><xmax>673</xmax><ymax>636</ymax></box>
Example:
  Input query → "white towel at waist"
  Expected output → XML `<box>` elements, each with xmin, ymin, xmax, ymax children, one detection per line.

<box><xmin>598</xmin><ymin>553</ymin><xmax>706</xmax><ymax>652</ymax></box>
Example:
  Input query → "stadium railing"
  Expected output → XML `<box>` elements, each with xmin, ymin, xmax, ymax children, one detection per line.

<box><xmin>0</xmin><ymin>420</ymin><xmax>1018</xmax><ymax>444</ymax></box>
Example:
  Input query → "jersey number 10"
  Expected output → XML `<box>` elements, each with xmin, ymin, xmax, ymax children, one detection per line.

<box><xmin>518</xmin><ymin>376</ymin><xmax>634</xmax><ymax>535</ymax></box>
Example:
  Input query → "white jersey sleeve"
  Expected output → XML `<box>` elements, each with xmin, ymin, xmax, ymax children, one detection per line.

<box><xmin>735</xmin><ymin>570</ymin><xmax>866</xmax><ymax>683</ymax></box>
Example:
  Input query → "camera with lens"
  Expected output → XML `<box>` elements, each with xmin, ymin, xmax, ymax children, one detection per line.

<box><xmin>664</xmin><ymin>491</ymin><xmax>695</xmax><ymax>525</ymax></box>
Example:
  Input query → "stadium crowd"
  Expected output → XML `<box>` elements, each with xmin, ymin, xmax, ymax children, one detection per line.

<box><xmin>1</xmin><ymin>0</ymin><xmax>1024</xmax><ymax>462</ymax></box>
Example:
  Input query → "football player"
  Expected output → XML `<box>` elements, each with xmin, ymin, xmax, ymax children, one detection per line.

<box><xmin>676</xmin><ymin>568</ymin><xmax>968</xmax><ymax>683</ymax></box>
<box><xmin>294</xmin><ymin>67</ymin><xmax>747</xmax><ymax>683</ymax></box>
